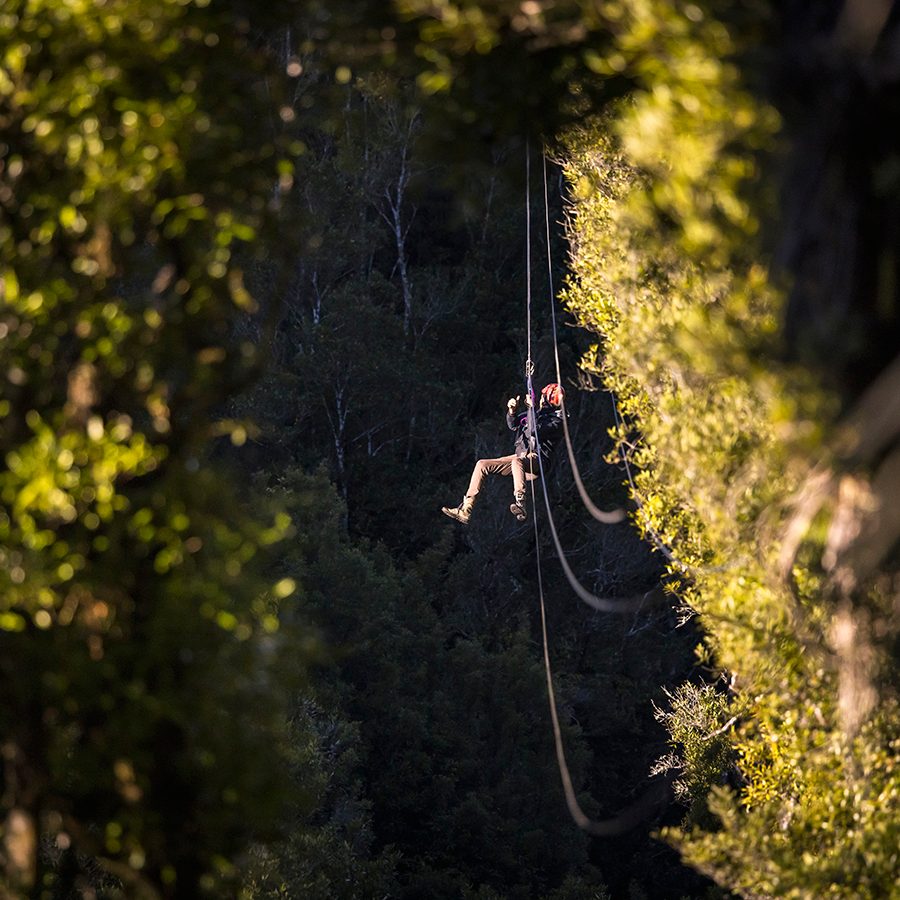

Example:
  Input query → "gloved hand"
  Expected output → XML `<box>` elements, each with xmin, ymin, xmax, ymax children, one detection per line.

<box><xmin>507</xmin><ymin>396</ymin><xmax>519</xmax><ymax>411</ymax></box>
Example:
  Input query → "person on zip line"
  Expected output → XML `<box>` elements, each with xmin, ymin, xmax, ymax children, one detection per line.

<box><xmin>442</xmin><ymin>382</ymin><xmax>565</xmax><ymax>525</ymax></box>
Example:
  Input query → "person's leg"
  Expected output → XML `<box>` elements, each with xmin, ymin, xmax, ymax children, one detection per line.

<box><xmin>509</xmin><ymin>456</ymin><xmax>538</xmax><ymax>521</ymax></box>
<box><xmin>443</xmin><ymin>455</ymin><xmax>516</xmax><ymax>524</ymax></box>
<box><xmin>465</xmin><ymin>455</ymin><xmax>515</xmax><ymax>498</ymax></box>
<box><xmin>510</xmin><ymin>456</ymin><xmax>525</xmax><ymax>496</ymax></box>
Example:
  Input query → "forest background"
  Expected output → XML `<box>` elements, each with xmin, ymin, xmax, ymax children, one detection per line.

<box><xmin>1</xmin><ymin>1</ymin><xmax>898</xmax><ymax>898</ymax></box>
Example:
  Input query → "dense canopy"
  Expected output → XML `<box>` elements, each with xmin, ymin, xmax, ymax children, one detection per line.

<box><xmin>2</xmin><ymin>1</ymin><xmax>897</xmax><ymax>898</ymax></box>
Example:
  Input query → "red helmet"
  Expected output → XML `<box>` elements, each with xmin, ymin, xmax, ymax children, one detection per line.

<box><xmin>541</xmin><ymin>383</ymin><xmax>564</xmax><ymax>407</ymax></box>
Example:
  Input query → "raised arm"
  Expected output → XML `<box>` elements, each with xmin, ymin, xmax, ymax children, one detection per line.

<box><xmin>506</xmin><ymin>395</ymin><xmax>520</xmax><ymax>430</ymax></box>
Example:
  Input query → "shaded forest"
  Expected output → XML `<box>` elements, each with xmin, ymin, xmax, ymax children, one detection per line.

<box><xmin>1</xmin><ymin>1</ymin><xmax>898</xmax><ymax>899</ymax></box>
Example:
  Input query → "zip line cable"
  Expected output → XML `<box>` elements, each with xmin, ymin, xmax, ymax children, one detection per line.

<box><xmin>540</xmin><ymin>153</ymin><xmax>627</xmax><ymax>525</ymax></box>
<box><xmin>524</xmin><ymin>143</ymin><xmax>667</xmax><ymax>836</ymax></box>
<box><xmin>525</xmin><ymin>151</ymin><xmax>764</xmax><ymax>837</ymax></box>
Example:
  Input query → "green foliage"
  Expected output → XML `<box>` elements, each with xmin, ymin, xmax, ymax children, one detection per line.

<box><xmin>681</xmin><ymin>719</ymin><xmax>899</xmax><ymax>899</ymax></box>
<box><xmin>298</xmin><ymin>0</ymin><xmax>629</xmax><ymax>152</ymax></box>
<box><xmin>652</xmin><ymin>683</ymin><xmax>738</xmax><ymax>828</ymax></box>
<box><xmin>229</xmin><ymin>38</ymin><xmax>709</xmax><ymax>898</ymax></box>
<box><xmin>558</xmin><ymin>4</ymin><xmax>899</xmax><ymax>898</ymax></box>
<box><xmin>242</xmin><ymin>701</ymin><xmax>400</xmax><ymax>899</ymax></box>
<box><xmin>14</xmin><ymin>2</ymin><xmax>896</xmax><ymax>897</ymax></box>
<box><xmin>0</xmin><ymin>0</ymin><xmax>321</xmax><ymax>895</ymax></box>
<box><xmin>230</xmin><ymin>74</ymin><xmax>536</xmax><ymax>556</ymax></box>
<box><xmin>237</xmin><ymin>468</ymin><xmax>627</xmax><ymax>898</ymax></box>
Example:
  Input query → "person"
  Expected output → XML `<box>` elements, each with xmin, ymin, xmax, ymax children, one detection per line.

<box><xmin>442</xmin><ymin>382</ymin><xmax>565</xmax><ymax>524</ymax></box>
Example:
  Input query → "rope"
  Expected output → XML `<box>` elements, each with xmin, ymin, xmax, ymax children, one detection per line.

<box><xmin>541</xmin><ymin>152</ymin><xmax>627</xmax><ymax>526</ymax></box>
<box><xmin>525</xmin><ymin>142</ymin><xmax>533</xmax><ymax>383</ymax></box>
<box><xmin>528</xmin><ymin>474</ymin><xmax>670</xmax><ymax>835</ymax></box>
<box><xmin>539</xmin><ymin>147</ymin><xmax>735</xmax><ymax>578</ymax></box>
<box><xmin>524</xmin><ymin>148</ymin><xmax>762</xmax><ymax>838</ymax></box>
<box><xmin>526</xmin><ymin>150</ymin><xmax>644</xmax><ymax>613</ymax></box>
<box><xmin>533</xmin><ymin>457</ymin><xmax>650</xmax><ymax>612</ymax></box>
<box><xmin>524</xmin><ymin>144</ymin><xmax>667</xmax><ymax>837</ymax></box>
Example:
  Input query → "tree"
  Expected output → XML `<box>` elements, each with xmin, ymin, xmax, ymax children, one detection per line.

<box><xmin>229</xmin><ymin>31</ymin><xmax>712</xmax><ymax>896</ymax></box>
<box><xmin>557</xmin><ymin>3</ymin><xmax>899</xmax><ymax>897</ymax></box>
<box><xmin>238</xmin><ymin>466</ymin><xmax>619</xmax><ymax>898</ymax></box>
<box><xmin>1</xmin><ymin>1</ymin><xmax>321</xmax><ymax>894</ymax></box>
<box><xmin>251</xmin><ymin>3</ymin><xmax>899</xmax><ymax>895</ymax></box>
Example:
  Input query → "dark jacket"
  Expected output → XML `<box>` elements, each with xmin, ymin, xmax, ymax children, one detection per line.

<box><xmin>507</xmin><ymin>406</ymin><xmax>564</xmax><ymax>464</ymax></box>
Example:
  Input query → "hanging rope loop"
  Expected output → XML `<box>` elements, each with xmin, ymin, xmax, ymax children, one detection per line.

<box><xmin>521</xmin><ymin>141</ymin><xmax>668</xmax><ymax>840</ymax></box>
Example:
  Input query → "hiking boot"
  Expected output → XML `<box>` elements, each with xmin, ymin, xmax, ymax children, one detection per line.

<box><xmin>442</xmin><ymin>495</ymin><xmax>475</xmax><ymax>524</ymax></box>
<box><xmin>509</xmin><ymin>491</ymin><xmax>527</xmax><ymax>522</ymax></box>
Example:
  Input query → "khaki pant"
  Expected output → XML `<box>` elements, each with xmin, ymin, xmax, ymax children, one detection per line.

<box><xmin>466</xmin><ymin>453</ymin><xmax>537</xmax><ymax>498</ymax></box>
